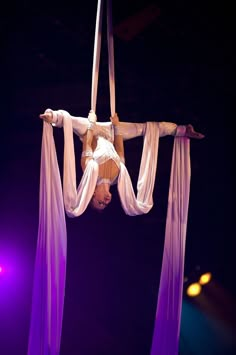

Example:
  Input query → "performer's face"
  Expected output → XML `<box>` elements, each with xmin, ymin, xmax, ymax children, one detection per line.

<box><xmin>91</xmin><ymin>186</ymin><xmax>112</xmax><ymax>210</ymax></box>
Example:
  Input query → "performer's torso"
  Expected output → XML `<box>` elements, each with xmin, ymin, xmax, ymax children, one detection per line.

<box><xmin>92</xmin><ymin>136</ymin><xmax>120</xmax><ymax>184</ymax></box>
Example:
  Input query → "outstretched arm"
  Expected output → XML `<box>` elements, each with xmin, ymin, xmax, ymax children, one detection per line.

<box><xmin>111</xmin><ymin>113</ymin><xmax>125</xmax><ymax>163</ymax></box>
<box><xmin>80</xmin><ymin>111</ymin><xmax>97</xmax><ymax>171</ymax></box>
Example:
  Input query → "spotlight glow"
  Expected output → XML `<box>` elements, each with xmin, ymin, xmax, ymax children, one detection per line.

<box><xmin>0</xmin><ymin>265</ymin><xmax>3</xmax><ymax>273</ymax></box>
<box><xmin>199</xmin><ymin>272</ymin><xmax>212</xmax><ymax>285</ymax></box>
<box><xmin>186</xmin><ymin>282</ymin><xmax>202</xmax><ymax>297</ymax></box>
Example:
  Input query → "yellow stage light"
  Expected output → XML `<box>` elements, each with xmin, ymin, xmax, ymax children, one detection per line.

<box><xmin>186</xmin><ymin>282</ymin><xmax>202</xmax><ymax>297</ymax></box>
<box><xmin>199</xmin><ymin>272</ymin><xmax>212</xmax><ymax>285</ymax></box>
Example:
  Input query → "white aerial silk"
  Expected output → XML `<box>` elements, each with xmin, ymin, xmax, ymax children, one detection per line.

<box><xmin>51</xmin><ymin>114</ymin><xmax>161</xmax><ymax>219</ymax></box>
<box><xmin>62</xmin><ymin>113</ymin><xmax>99</xmax><ymax>218</ymax></box>
<box><xmin>118</xmin><ymin>122</ymin><xmax>159</xmax><ymax>215</ymax></box>
<box><xmin>28</xmin><ymin>0</ymin><xmax>191</xmax><ymax>352</ymax></box>
<box><xmin>64</xmin><ymin>119</ymin><xmax>160</xmax><ymax>217</ymax></box>
<box><xmin>151</xmin><ymin>134</ymin><xmax>191</xmax><ymax>355</ymax></box>
<box><xmin>28</xmin><ymin>110</ymin><xmax>190</xmax><ymax>355</ymax></box>
<box><xmin>28</xmin><ymin>121</ymin><xmax>67</xmax><ymax>355</ymax></box>
<box><xmin>90</xmin><ymin>0</ymin><xmax>116</xmax><ymax>116</ymax></box>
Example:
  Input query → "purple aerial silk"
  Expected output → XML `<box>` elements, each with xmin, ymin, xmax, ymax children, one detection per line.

<box><xmin>28</xmin><ymin>122</ymin><xmax>67</xmax><ymax>355</ymax></box>
<box><xmin>150</xmin><ymin>135</ymin><xmax>191</xmax><ymax>355</ymax></box>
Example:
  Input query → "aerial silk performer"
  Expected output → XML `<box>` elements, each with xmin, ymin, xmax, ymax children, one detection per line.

<box><xmin>28</xmin><ymin>0</ymin><xmax>204</xmax><ymax>354</ymax></box>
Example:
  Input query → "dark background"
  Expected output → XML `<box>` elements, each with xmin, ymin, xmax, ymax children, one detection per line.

<box><xmin>0</xmin><ymin>1</ymin><xmax>233</xmax><ymax>354</ymax></box>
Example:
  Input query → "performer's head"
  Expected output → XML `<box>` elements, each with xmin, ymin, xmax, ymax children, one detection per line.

<box><xmin>91</xmin><ymin>184</ymin><xmax>112</xmax><ymax>210</ymax></box>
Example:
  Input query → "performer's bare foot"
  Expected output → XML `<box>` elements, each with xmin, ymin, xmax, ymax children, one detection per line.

<box><xmin>39</xmin><ymin>112</ymin><xmax>53</xmax><ymax>123</ymax></box>
<box><xmin>185</xmin><ymin>124</ymin><xmax>205</xmax><ymax>139</ymax></box>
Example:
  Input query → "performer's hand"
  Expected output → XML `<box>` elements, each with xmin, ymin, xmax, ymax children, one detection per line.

<box><xmin>39</xmin><ymin>112</ymin><xmax>53</xmax><ymax>123</ymax></box>
<box><xmin>88</xmin><ymin>110</ymin><xmax>97</xmax><ymax>123</ymax></box>
<box><xmin>185</xmin><ymin>124</ymin><xmax>205</xmax><ymax>139</ymax></box>
<box><xmin>110</xmin><ymin>113</ymin><xmax>120</xmax><ymax>126</ymax></box>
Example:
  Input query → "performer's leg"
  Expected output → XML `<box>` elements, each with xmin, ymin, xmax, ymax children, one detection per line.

<box><xmin>118</xmin><ymin>122</ymin><xmax>147</xmax><ymax>141</ymax></box>
<box><xmin>72</xmin><ymin>117</ymin><xmax>146</xmax><ymax>141</ymax></box>
<box><xmin>95</xmin><ymin>121</ymin><xmax>146</xmax><ymax>141</ymax></box>
<box><xmin>72</xmin><ymin>118</ymin><xmax>147</xmax><ymax>142</ymax></box>
<box><xmin>73</xmin><ymin>120</ymin><xmax>113</xmax><ymax>141</ymax></box>
<box><xmin>95</xmin><ymin>122</ymin><xmax>113</xmax><ymax>141</ymax></box>
<box><xmin>48</xmin><ymin>109</ymin><xmax>89</xmax><ymax>137</ymax></box>
<box><xmin>70</xmin><ymin>115</ymin><xmax>90</xmax><ymax>136</ymax></box>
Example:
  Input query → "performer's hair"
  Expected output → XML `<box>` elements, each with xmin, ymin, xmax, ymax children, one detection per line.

<box><xmin>89</xmin><ymin>198</ymin><xmax>105</xmax><ymax>213</ymax></box>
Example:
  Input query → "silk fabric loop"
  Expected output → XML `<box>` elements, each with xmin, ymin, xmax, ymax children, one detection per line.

<box><xmin>91</xmin><ymin>0</ymin><xmax>103</xmax><ymax>114</ymax></box>
<box><xmin>91</xmin><ymin>0</ymin><xmax>115</xmax><ymax>117</ymax></box>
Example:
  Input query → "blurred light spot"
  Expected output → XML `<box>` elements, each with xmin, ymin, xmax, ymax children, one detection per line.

<box><xmin>187</xmin><ymin>283</ymin><xmax>202</xmax><ymax>297</ymax></box>
<box><xmin>199</xmin><ymin>272</ymin><xmax>212</xmax><ymax>285</ymax></box>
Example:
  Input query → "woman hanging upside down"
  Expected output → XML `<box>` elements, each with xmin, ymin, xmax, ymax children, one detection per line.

<box><xmin>39</xmin><ymin>109</ymin><xmax>204</xmax><ymax>213</ymax></box>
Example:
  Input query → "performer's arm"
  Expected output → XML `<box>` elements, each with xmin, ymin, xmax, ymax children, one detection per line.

<box><xmin>111</xmin><ymin>113</ymin><xmax>125</xmax><ymax>163</ymax></box>
<box><xmin>80</xmin><ymin>111</ymin><xmax>97</xmax><ymax>171</ymax></box>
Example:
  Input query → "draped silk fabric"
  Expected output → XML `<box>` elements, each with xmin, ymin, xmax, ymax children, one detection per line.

<box><xmin>151</xmin><ymin>134</ymin><xmax>191</xmax><ymax>355</ymax></box>
<box><xmin>28</xmin><ymin>0</ymin><xmax>190</xmax><ymax>352</ymax></box>
<box><xmin>28</xmin><ymin>122</ymin><xmax>67</xmax><ymax>355</ymax></box>
<box><xmin>28</xmin><ymin>113</ymin><xmax>190</xmax><ymax>354</ymax></box>
<box><xmin>118</xmin><ymin>122</ymin><xmax>159</xmax><ymax>215</ymax></box>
